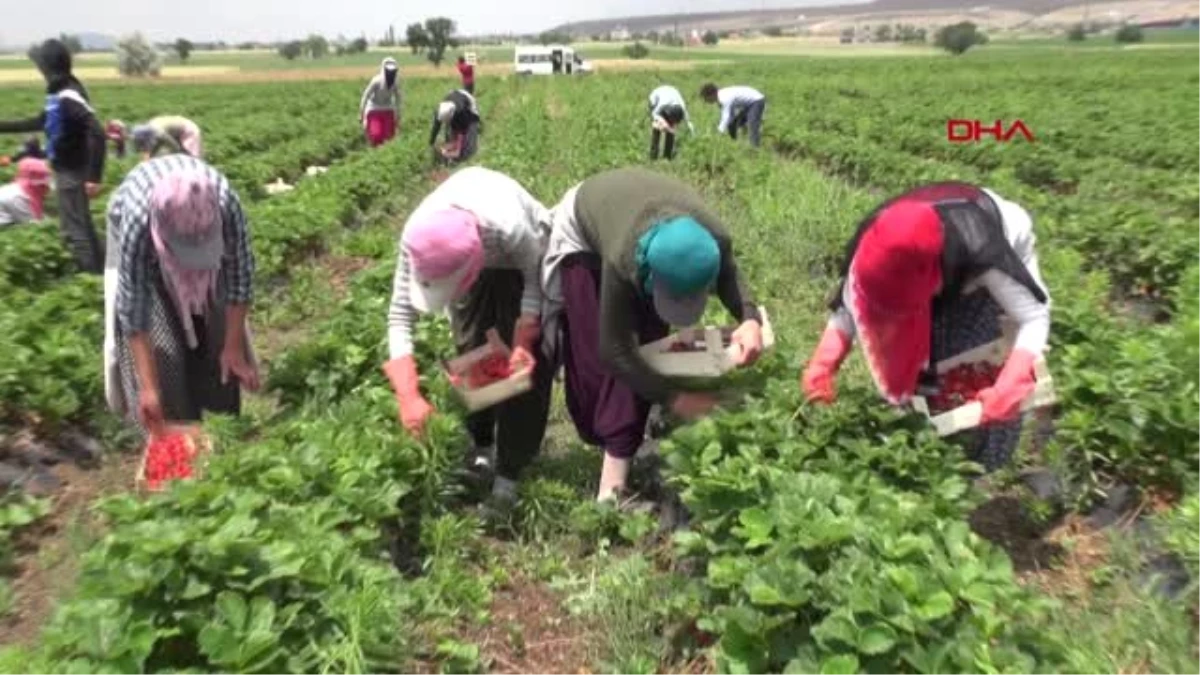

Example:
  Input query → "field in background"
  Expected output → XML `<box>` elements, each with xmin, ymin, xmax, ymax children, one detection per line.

<box><xmin>0</xmin><ymin>43</ymin><xmax>1196</xmax><ymax>674</ymax></box>
<box><xmin>5</xmin><ymin>29</ymin><xmax>1193</xmax><ymax>82</ymax></box>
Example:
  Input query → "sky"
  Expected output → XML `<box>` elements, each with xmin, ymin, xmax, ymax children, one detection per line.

<box><xmin>0</xmin><ymin>0</ymin><xmax>859</xmax><ymax>47</ymax></box>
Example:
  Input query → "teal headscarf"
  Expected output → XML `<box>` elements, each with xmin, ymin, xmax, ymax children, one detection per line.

<box><xmin>636</xmin><ymin>216</ymin><xmax>720</xmax><ymax>297</ymax></box>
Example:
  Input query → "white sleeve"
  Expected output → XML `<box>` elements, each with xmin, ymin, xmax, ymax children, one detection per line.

<box><xmin>980</xmin><ymin>269</ymin><xmax>1050</xmax><ymax>355</ymax></box>
<box><xmin>510</xmin><ymin>192</ymin><xmax>549</xmax><ymax>315</ymax></box>
<box><xmin>359</xmin><ymin>79</ymin><xmax>376</xmax><ymax>119</ymax></box>
<box><xmin>828</xmin><ymin>306</ymin><xmax>857</xmax><ymax>340</ymax></box>
<box><xmin>387</xmin><ymin>246</ymin><xmax>419</xmax><ymax>359</ymax></box>
<box><xmin>717</xmin><ymin>102</ymin><xmax>732</xmax><ymax>133</ymax></box>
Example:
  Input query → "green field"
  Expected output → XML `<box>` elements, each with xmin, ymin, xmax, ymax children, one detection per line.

<box><xmin>0</xmin><ymin>44</ymin><xmax>1196</xmax><ymax>674</ymax></box>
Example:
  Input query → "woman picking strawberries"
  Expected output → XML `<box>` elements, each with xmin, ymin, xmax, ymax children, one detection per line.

<box><xmin>382</xmin><ymin>166</ymin><xmax>554</xmax><ymax>512</ymax></box>
<box><xmin>801</xmin><ymin>181</ymin><xmax>1051</xmax><ymax>471</ymax></box>
<box><xmin>541</xmin><ymin>167</ymin><xmax>765</xmax><ymax>504</ymax></box>
<box><xmin>104</xmin><ymin>155</ymin><xmax>260</xmax><ymax>439</ymax></box>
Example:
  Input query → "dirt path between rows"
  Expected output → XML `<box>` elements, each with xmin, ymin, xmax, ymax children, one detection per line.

<box><xmin>0</xmin><ymin>449</ymin><xmax>142</xmax><ymax>646</ymax></box>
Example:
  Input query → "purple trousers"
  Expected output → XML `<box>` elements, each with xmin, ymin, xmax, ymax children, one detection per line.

<box><xmin>559</xmin><ymin>254</ymin><xmax>670</xmax><ymax>459</ymax></box>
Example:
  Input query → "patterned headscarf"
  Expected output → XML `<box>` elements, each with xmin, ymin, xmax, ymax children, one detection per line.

<box><xmin>15</xmin><ymin>158</ymin><xmax>51</xmax><ymax>220</ymax></box>
<box><xmin>148</xmin><ymin>169</ymin><xmax>224</xmax><ymax>348</ymax></box>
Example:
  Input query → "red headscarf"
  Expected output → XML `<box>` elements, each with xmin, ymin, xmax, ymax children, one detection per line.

<box><xmin>15</xmin><ymin>158</ymin><xmax>51</xmax><ymax>220</ymax></box>
<box><xmin>847</xmin><ymin>199</ymin><xmax>944</xmax><ymax>404</ymax></box>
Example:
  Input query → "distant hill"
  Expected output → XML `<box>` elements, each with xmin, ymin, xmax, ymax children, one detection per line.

<box><xmin>550</xmin><ymin>0</ymin><xmax>1194</xmax><ymax>36</ymax></box>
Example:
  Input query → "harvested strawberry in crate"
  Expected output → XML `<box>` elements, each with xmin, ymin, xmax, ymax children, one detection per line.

<box><xmin>465</xmin><ymin>354</ymin><xmax>514</xmax><ymax>388</ymax></box>
<box><xmin>444</xmin><ymin>329</ymin><xmax>535</xmax><ymax>412</ymax></box>
<box><xmin>138</xmin><ymin>427</ymin><xmax>207</xmax><ymax>492</ymax></box>
<box><xmin>927</xmin><ymin>362</ymin><xmax>1000</xmax><ymax>413</ymax></box>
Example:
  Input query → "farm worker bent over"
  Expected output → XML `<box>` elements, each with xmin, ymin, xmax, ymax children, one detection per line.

<box><xmin>131</xmin><ymin>116</ymin><xmax>203</xmax><ymax>160</ymax></box>
<box><xmin>0</xmin><ymin>158</ymin><xmax>52</xmax><ymax>228</ymax></box>
<box><xmin>541</xmin><ymin>167</ymin><xmax>765</xmax><ymax>503</ymax></box>
<box><xmin>430</xmin><ymin>90</ymin><xmax>482</xmax><ymax>165</ymax></box>
<box><xmin>106</xmin><ymin>119</ymin><xmax>127</xmax><ymax>158</ymax></box>
<box><xmin>457</xmin><ymin>55</ymin><xmax>476</xmax><ymax>95</ymax></box>
<box><xmin>383</xmin><ymin>166</ymin><xmax>554</xmax><ymax>510</ymax></box>
<box><xmin>700</xmin><ymin>83</ymin><xmax>766</xmax><ymax>148</ymax></box>
<box><xmin>801</xmin><ymin>181</ymin><xmax>1051</xmax><ymax>471</ymax></box>
<box><xmin>103</xmin><ymin>155</ymin><xmax>260</xmax><ymax>440</ymax></box>
<box><xmin>647</xmin><ymin>85</ymin><xmax>695</xmax><ymax>161</ymax></box>
<box><xmin>0</xmin><ymin>38</ymin><xmax>107</xmax><ymax>274</ymax></box>
<box><xmin>360</xmin><ymin>57</ymin><xmax>401</xmax><ymax>147</ymax></box>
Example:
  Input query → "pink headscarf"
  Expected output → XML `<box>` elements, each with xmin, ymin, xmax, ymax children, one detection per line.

<box><xmin>15</xmin><ymin>158</ymin><xmax>51</xmax><ymax>220</ymax></box>
<box><xmin>148</xmin><ymin>169</ymin><xmax>222</xmax><ymax>348</ymax></box>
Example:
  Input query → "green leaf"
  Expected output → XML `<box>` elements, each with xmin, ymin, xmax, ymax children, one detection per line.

<box><xmin>857</xmin><ymin>624</ymin><xmax>898</xmax><ymax>655</ymax></box>
<box><xmin>820</xmin><ymin>654</ymin><xmax>860</xmax><ymax>674</ymax></box>
<box><xmin>737</xmin><ymin>507</ymin><xmax>774</xmax><ymax>548</ymax></box>
<box><xmin>915</xmin><ymin>591</ymin><xmax>955</xmax><ymax>621</ymax></box>
<box><xmin>886</xmin><ymin>566</ymin><xmax>919</xmax><ymax>598</ymax></box>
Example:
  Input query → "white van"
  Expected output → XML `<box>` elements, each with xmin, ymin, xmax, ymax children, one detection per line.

<box><xmin>514</xmin><ymin>45</ymin><xmax>593</xmax><ymax>76</ymax></box>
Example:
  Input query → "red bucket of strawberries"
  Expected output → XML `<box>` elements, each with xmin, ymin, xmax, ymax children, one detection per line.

<box><xmin>136</xmin><ymin>425</ymin><xmax>210</xmax><ymax>493</ymax></box>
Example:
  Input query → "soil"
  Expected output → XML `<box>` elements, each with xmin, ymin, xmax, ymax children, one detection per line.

<box><xmin>325</xmin><ymin>254</ymin><xmax>374</xmax><ymax>296</ymax></box>
<box><xmin>969</xmin><ymin>494</ymin><xmax>1066</xmax><ymax>573</ymax></box>
<box><xmin>0</xmin><ymin>449</ymin><xmax>142</xmax><ymax>646</ymax></box>
<box><xmin>460</xmin><ymin>573</ymin><xmax>595</xmax><ymax>674</ymax></box>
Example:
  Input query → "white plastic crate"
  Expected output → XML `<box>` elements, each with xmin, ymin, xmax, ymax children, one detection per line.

<box><xmin>910</xmin><ymin>325</ymin><xmax>1057</xmax><ymax>437</ymax></box>
<box><xmin>639</xmin><ymin>307</ymin><xmax>776</xmax><ymax>377</ymax></box>
<box><xmin>444</xmin><ymin>329</ymin><xmax>533</xmax><ymax>412</ymax></box>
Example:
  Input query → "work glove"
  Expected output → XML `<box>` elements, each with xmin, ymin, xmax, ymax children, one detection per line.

<box><xmin>512</xmin><ymin>314</ymin><xmax>541</xmax><ymax>368</ymax></box>
<box><xmin>801</xmin><ymin>326</ymin><xmax>852</xmax><ymax>404</ymax></box>
<box><xmin>382</xmin><ymin>355</ymin><xmax>435</xmax><ymax>436</ymax></box>
<box><xmin>976</xmin><ymin>348</ymin><xmax>1038</xmax><ymax>425</ymax></box>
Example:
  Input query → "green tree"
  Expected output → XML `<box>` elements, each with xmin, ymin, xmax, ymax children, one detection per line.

<box><xmin>1067</xmin><ymin>23</ymin><xmax>1087</xmax><ymax>41</ymax></box>
<box><xmin>405</xmin><ymin>22</ymin><xmax>429</xmax><ymax>55</ymax></box>
<box><xmin>702</xmin><ymin>30</ymin><xmax>720</xmax><ymax>46</ymax></box>
<box><xmin>874</xmin><ymin>24</ymin><xmax>893</xmax><ymax>42</ymax></box>
<box><xmin>423</xmin><ymin>17</ymin><xmax>458</xmax><ymax>66</ymax></box>
<box><xmin>538</xmin><ymin>30</ymin><xmax>571</xmax><ymax>45</ymax></box>
<box><xmin>174</xmin><ymin>38</ymin><xmax>193</xmax><ymax>62</ymax></box>
<box><xmin>1114</xmin><ymin>24</ymin><xmax>1144</xmax><ymax>43</ymax></box>
<box><xmin>623</xmin><ymin>41</ymin><xmax>650</xmax><ymax>59</ymax></box>
<box><xmin>117</xmin><ymin>32</ymin><xmax>163</xmax><ymax>77</ymax></box>
<box><xmin>305</xmin><ymin>34</ymin><xmax>329</xmax><ymax>58</ymax></box>
<box><xmin>278</xmin><ymin>40</ymin><xmax>303</xmax><ymax>60</ymax></box>
<box><xmin>763</xmin><ymin>26</ymin><xmax>784</xmax><ymax>37</ymax></box>
<box><xmin>934</xmin><ymin>21</ymin><xmax>987</xmax><ymax>55</ymax></box>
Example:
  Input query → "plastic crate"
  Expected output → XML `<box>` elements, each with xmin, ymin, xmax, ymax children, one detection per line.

<box><xmin>444</xmin><ymin>329</ymin><xmax>534</xmax><ymax>412</ymax></box>
<box><xmin>639</xmin><ymin>306</ymin><xmax>776</xmax><ymax>377</ymax></box>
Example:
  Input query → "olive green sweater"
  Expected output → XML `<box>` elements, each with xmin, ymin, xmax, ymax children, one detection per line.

<box><xmin>573</xmin><ymin>167</ymin><xmax>760</xmax><ymax>404</ymax></box>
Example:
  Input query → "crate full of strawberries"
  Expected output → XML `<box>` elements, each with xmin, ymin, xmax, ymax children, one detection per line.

<box><xmin>136</xmin><ymin>425</ymin><xmax>211</xmax><ymax>493</ymax></box>
<box><xmin>444</xmin><ymin>329</ymin><xmax>534</xmax><ymax>412</ymax></box>
<box><xmin>910</xmin><ymin>337</ymin><xmax>1057</xmax><ymax>437</ymax></box>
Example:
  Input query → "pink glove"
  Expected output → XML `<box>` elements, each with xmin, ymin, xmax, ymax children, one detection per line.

<box><xmin>976</xmin><ymin>348</ymin><xmax>1038</xmax><ymax>425</ymax></box>
<box><xmin>801</xmin><ymin>326</ymin><xmax>852</xmax><ymax>404</ymax></box>
<box><xmin>382</xmin><ymin>356</ymin><xmax>435</xmax><ymax>436</ymax></box>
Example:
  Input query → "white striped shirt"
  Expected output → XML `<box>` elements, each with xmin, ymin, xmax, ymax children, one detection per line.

<box><xmin>387</xmin><ymin>167</ymin><xmax>550</xmax><ymax>359</ymax></box>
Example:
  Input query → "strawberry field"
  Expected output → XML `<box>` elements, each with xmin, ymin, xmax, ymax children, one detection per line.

<box><xmin>0</xmin><ymin>46</ymin><xmax>1196</xmax><ymax>673</ymax></box>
